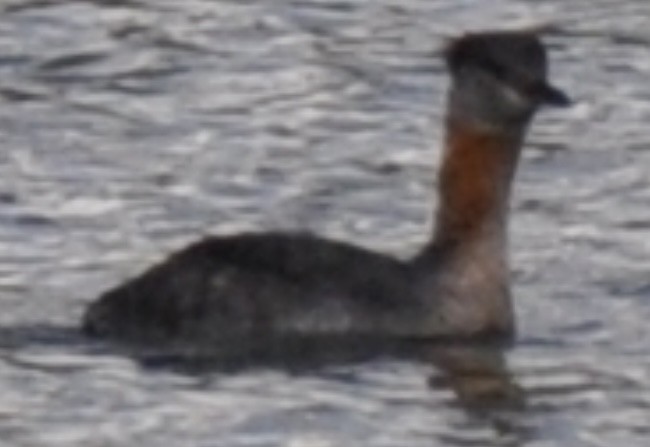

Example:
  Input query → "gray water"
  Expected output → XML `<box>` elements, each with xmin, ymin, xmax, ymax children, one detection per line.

<box><xmin>0</xmin><ymin>0</ymin><xmax>649</xmax><ymax>445</ymax></box>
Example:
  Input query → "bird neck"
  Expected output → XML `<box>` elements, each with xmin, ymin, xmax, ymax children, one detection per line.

<box><xmin>431</xmin><ymin>115</ymin><xmax>525</xmax><ymax>253</ymax></box>
<box><xmin>409</xmin><ymin>111</ymin><xmax>529</xmax><ymax>337</ymax></box>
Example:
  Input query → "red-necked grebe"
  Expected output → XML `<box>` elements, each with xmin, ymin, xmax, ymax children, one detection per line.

<box><xmin>83</xmin><ymin>30</ymin><xmax>570</xmax><ymax>347</ymax></box>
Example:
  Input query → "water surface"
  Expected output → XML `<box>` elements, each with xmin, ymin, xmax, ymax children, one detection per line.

<box><xmin>0</xmin><ymin>0</ymin><xmax>649</xmax><ymax>446</ymax></box>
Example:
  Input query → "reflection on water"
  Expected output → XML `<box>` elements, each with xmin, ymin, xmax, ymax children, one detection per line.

<box><xmin>3</xmin><ymin>323</ymin><xmax>530</xmax><ymax>445</ymax></box>
<box><xmin>0</xmin><ymin>0</ymin><xmax>649</xmax><ymax>446</ymax></box>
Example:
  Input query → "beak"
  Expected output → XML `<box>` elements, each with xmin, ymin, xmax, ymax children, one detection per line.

<box><xmin>535</xmin><ymin>81</ymin><xmax>571</xmax><ymax>107</ymax></box>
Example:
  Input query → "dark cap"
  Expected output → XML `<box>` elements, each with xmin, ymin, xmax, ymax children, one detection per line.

<box><xmin>445</xmin><ymin>31</ymin><xmax>570</xmax><ymax>107</ymax></box>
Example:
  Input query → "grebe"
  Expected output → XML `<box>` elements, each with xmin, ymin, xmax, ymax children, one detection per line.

<box><xmin>83</xmin><ymin>30</ymin><xmax>570</xmax><ymax>348</ymax></box>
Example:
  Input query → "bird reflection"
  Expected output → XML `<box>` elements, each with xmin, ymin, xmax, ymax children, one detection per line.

<box><xmin>1</xmin><ymin>324</ymin><xmax>529</xmax><ymax>443</ymax></box>
<box><xmin>426</xmin><ymin>343</ymin><xmax>525</xmax><ymax>413</ymax></box>
<box><xmin>128</xmin><ymin>336</ymin><xmax>529</xmax><ymax>441</ymax></box>
<box><xmin>131</xmin><ymin>335</ymin><xmax>526</xmax><ymax>420</ymax></box>
<box><xmin>424</xmin><ymin>342</ymin><xmax>529</xmax><ymax>443</ymax></box>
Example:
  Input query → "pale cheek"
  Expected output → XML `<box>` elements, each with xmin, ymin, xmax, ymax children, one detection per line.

<box><xmin>500</xmin><ymin>84</ymin><xmax>532</xmax><ymax>110</ymax></box>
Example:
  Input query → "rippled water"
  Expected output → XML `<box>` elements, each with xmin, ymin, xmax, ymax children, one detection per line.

<box><xmin>0</xmin><ymin>0</ymin><xmax>649</xmax><ymax>446</ymax></box>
